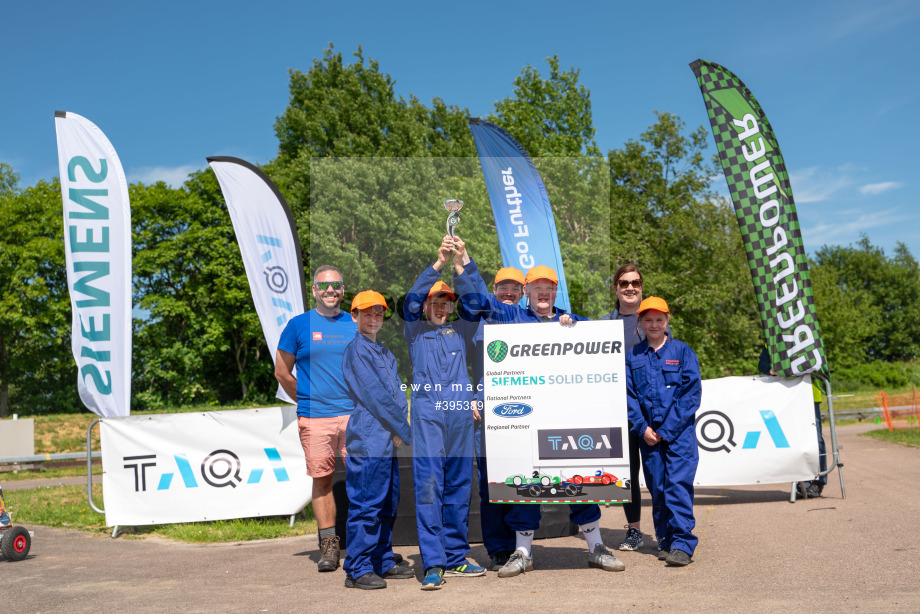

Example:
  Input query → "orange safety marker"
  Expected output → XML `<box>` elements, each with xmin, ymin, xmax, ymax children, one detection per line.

<box><xmin>913</xmin><ymin>387</ymin><xmax>920</xmax><ymax>428</ymax></box>
<box><xmin>879</xmin><ymin>391</ymin><xmax>894</xmax><ymax>432</ymax></box>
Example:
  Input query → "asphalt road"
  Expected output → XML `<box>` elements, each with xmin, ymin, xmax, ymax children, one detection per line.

<box><xmin>2</xmin><ymin>423</ymin><xmax>918</xmax><ymax>613</ymax></box>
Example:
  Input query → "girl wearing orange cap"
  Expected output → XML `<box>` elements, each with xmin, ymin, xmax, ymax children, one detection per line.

<box><xmin>625</xmin><ymin>296</ymin><xmax>702</xmax><ymax>567</ymax></box>
<box><xmin>403</xmin><ymin>237</ymin><xmax>485</xmax><ymax>589</ymax></box>
<box><xmin>341</xmin><ymin>291</ymin><xmax>414</xmax><ymax>590</ymax></box>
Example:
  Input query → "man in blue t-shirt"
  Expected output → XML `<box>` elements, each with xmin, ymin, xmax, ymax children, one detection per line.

<box><xmin>276</xmin><ymin>264</ymin><xmax>357</xmax><ymax>573</ymax></box>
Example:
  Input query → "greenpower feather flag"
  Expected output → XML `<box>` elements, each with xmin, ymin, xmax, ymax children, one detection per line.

<box><xmin>690</xmin><ymin>59</ymin><xmax>828</xmax><ymax>382</ymax></box>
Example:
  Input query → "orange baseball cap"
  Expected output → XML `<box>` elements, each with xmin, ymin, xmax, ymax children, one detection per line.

<box><xmin>427</xmin><ymin>280</ymin><xmax>457</xmax><ymax>301</ymax></box>
<box><xmin>525</xmin><ymin>265</ymin><xmax>558</xmax><ymax>285</ymax></box>
<box><xmin>494</xmin><ymin>267</ymin><xmax>525</xmax><ymax>286</ymax></box>
<box><xmin>638</xmin><ymin>296</ymin><xmax>669</xmax><ymax>315</ymax></box>
<box><xmin>351</xmin><ymin>290</ymin><xmax>390</xmax><ymax>311</ymax></box>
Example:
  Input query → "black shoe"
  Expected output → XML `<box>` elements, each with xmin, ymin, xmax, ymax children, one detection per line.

<box><xmin>383</xmin><ymin>565</ymin><xmax>415</xmax><ymax>579</ymax></box>
<box><xmin>345</xmin><ymin>573</ymin><xmax>387</xmax><ymax>590</ymax></box>
<box><xmin>805</xmin><ymin>483</ymin><xmax>824</xmax><ymax>498</ymax></box>
<box><xmin>665</xmin><ymin>549</ymin><xmax>692</xmax><ymax>566</ymax></box>
<box><xmin>318</xmin><ymin>535</ymin><xmax>340</xmax><ymax>572</ymax></box>
<box><xmin>489</xmin><ymin>551</ymin><xmax>512</xmax><ymax>571</ymax></box>
<box><xmin>657</xmin><ymin>547</ymin><xmax>670</xmax><ymax>561</ymax></box>
<box><xmin>392</xmin><ymin>553</ymin><xmax>405</xmax><ymax>566</ymax></box>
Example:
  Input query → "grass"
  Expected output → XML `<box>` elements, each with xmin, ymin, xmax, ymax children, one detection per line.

<box><xmin>4</xmin><ymin>484</ymin><xmax>317</xmax><ymax>542</ymax></box>
<box><xmin>830</xmin><ymin>387</ymin><xmax>918</xmax><ymax>412</ymax></box>
<box><xmin>862</xmin><ymin>427</ymin><xmax>920</xmax><ymax>448</ymax></box>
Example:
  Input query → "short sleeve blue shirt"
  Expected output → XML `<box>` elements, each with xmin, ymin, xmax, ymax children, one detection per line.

<box><xmin>277</xmin><ymin>309</ymin><xmax>358</xmax><ymax>418</ymax></box>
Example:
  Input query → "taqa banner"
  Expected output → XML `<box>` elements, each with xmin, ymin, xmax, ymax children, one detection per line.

<box><xmin>690</xmin><ymin>60</ymin><xmax>828</xmax><ymax>382</ymax></box>
<box><xmin>54</xmin><ymin>111</ymin><xmax>132</xmax><ymax>418</ymax></box>
<box><xmin>692</xmin><ymin>375</ymin><xmax>819</xmax><ymax>486</ymax></box>
<box><xmin>483</xmin><ymin>320</ymin><xmax>629</xmax><ymax>504</ymax></box>
<box><xmin>208</xmin><ymin>157</ymin><xmax>307</xmax><ymax>404</ymax></box>
<box><xmin>100</xmin><ymin>407</ymin><xmax>311</xmax><ymax>526</ymax></box>
<box><xmin>468</xmin><ymin>118</ymin><xmax>571</xmax><ymax>312</ymax></box>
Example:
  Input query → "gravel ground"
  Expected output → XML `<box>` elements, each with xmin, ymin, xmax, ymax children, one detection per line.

<box><xmin>2</xmin><ymin>422</ymin><xmax>918</xmax><ymax>613</ymax></box>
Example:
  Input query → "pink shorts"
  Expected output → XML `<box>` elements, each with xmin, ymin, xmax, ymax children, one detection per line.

<box><xmin>298</xmin><ymin>415</ymin><xmax>349</xmax><ymax>478</ymax></box>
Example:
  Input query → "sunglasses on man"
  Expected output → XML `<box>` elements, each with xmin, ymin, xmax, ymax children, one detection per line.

<box><xmin>617</xmin><ymin>279</ymin><xmax>643</xmax><ymax>289</ymax></box>
<box><xmin>314</xmin><ymin>281</ymin><xmax>343</xmax><ymax>291</ymax></box>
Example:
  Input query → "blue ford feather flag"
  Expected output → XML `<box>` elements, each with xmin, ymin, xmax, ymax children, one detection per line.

<box><xmin>468</xmin><ymin>118</ymin><xmax>570</xmax><ymax>312</ymax></box>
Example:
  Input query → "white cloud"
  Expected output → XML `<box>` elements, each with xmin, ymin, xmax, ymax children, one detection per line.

<box><xmin>802</xmin><ymin>207</ymin><xmax>907</xmax><ymax>247</ymax></box>
<box><xmin>788</xmin><ymin>166</ymin><xmax>854</xmax><ymax>203</ymax></box>
<box><xmin>127</xmin><ymin>164</ymin><xmax>202</xmax><ymax>188</ymax></box>
<box><xmin>859</xmin><ymin>181</ymin><xmax>902</xmax><ymax>196</ymax></box>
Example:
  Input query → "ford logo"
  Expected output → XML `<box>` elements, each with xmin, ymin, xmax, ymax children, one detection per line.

<box><xmin>492</xmin><ymin>403</ymin><xmax>534</xmax><ymax>418</ymax></box>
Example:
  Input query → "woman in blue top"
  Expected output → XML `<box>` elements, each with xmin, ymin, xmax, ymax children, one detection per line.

<box><xmin>625</xmin><ymin>296</ymin><xmax>702</xmax><ymax>567</ymax></box>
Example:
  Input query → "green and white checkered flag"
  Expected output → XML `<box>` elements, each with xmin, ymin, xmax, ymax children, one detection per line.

<box><xmin>690</xmin><ymin>59</ymin><xmax>829</xmax><ymax>385</ymax></box>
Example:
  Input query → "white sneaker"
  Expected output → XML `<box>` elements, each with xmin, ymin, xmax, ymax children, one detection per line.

<box><xmin>497</xmin><ymin>550</ymin><xmax>534</xmax><ymax>577</ymax></box>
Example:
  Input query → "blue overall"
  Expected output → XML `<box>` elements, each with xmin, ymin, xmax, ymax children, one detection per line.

<box><xmin>404</xmin><ymin>266</ymin><xmax>479</xmax><ymax>571</ymax></box>
<box><xmin>455</xmin><ymin>259</ymin><xmax>602</xmax><ymax>534</ymax></box>
<box><xmin>626</xmin><ymin>337</ymin><xmax>702</xmax><ymax>556</ymax></box>
<box><xmin>471</xmin><ymin>319</ymin><xmax>516</xmax><ymax>557</ymax></box>
<box><xmin>341</xmin><ymin>332</ymin><xmax>413</xmax><ymax>580</ymax></box>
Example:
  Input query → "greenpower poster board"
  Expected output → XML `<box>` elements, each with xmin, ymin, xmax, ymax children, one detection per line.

<box><xmin>482</xmin><ymin>320</ymin><xmax>630</xmax><ymax>504</ymax></box>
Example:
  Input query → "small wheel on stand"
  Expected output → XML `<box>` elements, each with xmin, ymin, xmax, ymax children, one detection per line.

<box><xmin>1</xmin><ymin>526</ymin><xmax>31</xmax><ymax>561</ymax></box>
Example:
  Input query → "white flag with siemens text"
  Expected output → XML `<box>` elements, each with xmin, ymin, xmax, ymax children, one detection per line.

<box><xmin>208</xmin><ymin>157</ymin><xmax>306</xmax><ymax>404</ymax></box>
<box><xmin>54</xmin><ymin>111</ymin><xmax>132</xmax><ymax>418</ymax></box>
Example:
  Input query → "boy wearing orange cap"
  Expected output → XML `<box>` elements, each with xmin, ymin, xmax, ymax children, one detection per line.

<box><xmin>403</xmin><ymin>237</ymin><xmax>485</xmax><ymax>590</ymax></box>
<box><xmin>451</xmin><ymin>239</ymin><xmax>624</xmax><ymax>577</ymax></box>
<box><xmin>626</xmin><ymin>297</ymin><xmax>702</xmax><ymax>567</ymax></box>
<box><xmin>341</xmin><ymin>291</ymin><xmax>414</xmax><ymax>590</ymax></box>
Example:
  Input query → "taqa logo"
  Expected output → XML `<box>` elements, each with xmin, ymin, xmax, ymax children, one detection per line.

<box><xmin>313</xmin><ymin>332</ymin><xmax>323</xmax><ymax>341</ymax></box>
<box><xmin>492</xmin><ymin>403</ymin><xmax>533</xmax><ymax>418</ymax></box>
<box><xmin>487</xmin><ymin>340</ymin><xmax>509</xmax><ymax>363</ymax></box>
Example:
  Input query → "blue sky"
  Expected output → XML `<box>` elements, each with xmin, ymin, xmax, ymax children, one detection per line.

<box><xmin>3</xmin><ymin>0</ymin><xmax>918</xmax><ymax>259</ymax></box>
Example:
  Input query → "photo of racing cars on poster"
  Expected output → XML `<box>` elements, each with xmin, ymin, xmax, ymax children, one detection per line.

<box><xmin>495</xmin><ymin>470</ymin><xmax>631</xmax><ymax>502</ymax></box>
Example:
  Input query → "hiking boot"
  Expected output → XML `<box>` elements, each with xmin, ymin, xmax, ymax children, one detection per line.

<box><xmin>489</xmin><ymin>551</ymin><xmax>512</xmax><ymax>571</ymax></box>
<box><xmin>344</xmin><ymin>573</ymin><xmax>387</xmax><ymax>590</ymax></box>
<box><xmin>665</xmin><ymin>549</ymin><xmax>692</xmax><ymax>566</ymax></box>
<box><xmin>421</xmin><ymin>566</ymin><xmax>445</xmax><ymax>590</ymax></box>
<box><xmin>805</xmin><ymin>482</ymin><xmax>824</xmax><ymax>498</ymax></box>
<box><xmin>618</xmin><ymin>526</ymin><xmax>645</xmax><ymax>551</ymax></box>
<box><xmin>588</xmin><ymin>544</ymin><xmax>626</xmax><ymax>572</ymax></box>
<box><xmin>383</xmin><ymin>565</ymin><xmax>415</xmax><ymax>579</ymax></box>
<box><xmin>496</xmin><ymin>550</ymin><xmax>533</xmax><ymax>578</ymax></box>
<box><xmin>318</xmin><ymin>535</ymin><xmax>340</xmax><ymax>572</ymax></box>
<box><xmin>444</xmin><ymin>561</ymin><xmax>487</xmax><ymax>577</ymax></box>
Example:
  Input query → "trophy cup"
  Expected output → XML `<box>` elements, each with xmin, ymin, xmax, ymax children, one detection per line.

<box><xmin>443</xmin><ymin>199</ymin><xmax>463</xmax><ymax>239</ymax></box>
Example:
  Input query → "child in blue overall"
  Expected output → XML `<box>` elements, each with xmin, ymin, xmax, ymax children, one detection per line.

<box><xmin>404</xmin><ymin>237</ymin><xmax>485</xmax><ymax>590</ymax></box>
<box><xmin>625</xmin><ymin>297</ymin><xmax>702</xmax><ymax>566</ymax></box>
<box><xmin>341</xmin><ymin>291</ymin><xmax>414</xmax><ymax>589</ymax></box>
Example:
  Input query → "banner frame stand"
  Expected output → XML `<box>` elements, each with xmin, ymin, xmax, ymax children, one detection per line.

<box><xmin>789</xmin><ymin>373</ymin><xmax>845</xmax><ymax>502</ymax></box>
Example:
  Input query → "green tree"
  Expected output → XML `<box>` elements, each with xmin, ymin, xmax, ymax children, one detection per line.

<box><xmin>0</xmin><ymin>174</ymin><xmax>80</xmax><ymax>415</ymax></box>
<box><xmin>487</xmin><ymin>57</ymin><xmax>609</xmax><ymax>317</ymax></box>
<box><xmin>271</xmin><ymin>45</ymin><xmax>474</xmax><ymax>272</ymax></box>
<box><xmin>809</xmin><ymin>259</ymin><xmax>880</xmax><ymax>369</ymax></box>
<box><xmin>131</xmin><ymin>174</ymin><xmax>272</xmax><ymax>409</ymax></box>
<box><xmin>490</xmin><ymin>56</ymin><xmax>600</xmax><ymax>157</ymax></box>
<box><xmin>813</xmin><ymin>237</ymin><xmax>920</xmax><ymax>362</ymax></box>
<box><xmin>609</xmin><ymin>113</ymin><xmax>762</xmax><ymax>376</ymax></box>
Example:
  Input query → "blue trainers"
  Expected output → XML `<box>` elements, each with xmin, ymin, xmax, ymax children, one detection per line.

<box><xmin>444</xmin><ymin>561</ymin><xmax>486</xmax><ymax>577</ymax></box>
<box><xmin>421</xmin><ymin>566</ymin><xmax>445</xmax><ymax>591</ymax></box>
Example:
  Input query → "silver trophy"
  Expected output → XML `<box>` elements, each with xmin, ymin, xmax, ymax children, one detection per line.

<box><xmin>444</xmin><ymin>199</ymin><xmax>463</xmax><ymax>238</ymax></box>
